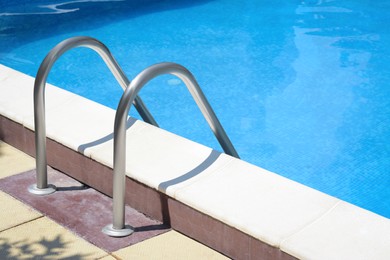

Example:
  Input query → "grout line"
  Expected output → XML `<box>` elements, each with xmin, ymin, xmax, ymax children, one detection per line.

<box><xmin>0</xmin><ymin>215</ymin><xmax>45</xmax><ymax>233</ymax></box>
<box><xmin>172</xmin><ymin>157</ymin><xmax>235</xmax><ymax>197</ymax></box>
<box><xmin>97</xmin><ymin>254</ymin><xmax>117</xmax><ymax>259</ymax></box>
<box><xmin>108</xmin><ymin>253</ymin><xmax>122</xmax><ymax>260</ymax></box>
<box><xmin>279</xmin><ymin>200</ymin><xmax>342</xmax><ymax>248</ymax></box>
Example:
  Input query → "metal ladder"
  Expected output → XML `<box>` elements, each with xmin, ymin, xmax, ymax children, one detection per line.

<box><xmin>29</xmin><ymin>36</ymin><xmax>239</xmax><ymax>237</ymax></box>
<box><xmin>28</xmin><ymin>36</ymin><xmax>158</xmax><ymax>195</ymax></box>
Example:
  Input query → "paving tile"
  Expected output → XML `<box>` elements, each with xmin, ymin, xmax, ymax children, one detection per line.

<box><xmin>0</xmin><ymin>65</ymin><xmax>74</xmax><ymax>125</ymax></box>
<box><xmin>0</xmin><ymin>66</ymin><xmax>34</xmax><ymax>123</ymax></box>
<box><xmin>87</xmin><ymin>121</ymin><xmax>234</xmax><ymax>197</ymax></box>
<box><xmin>0</xmin><ymin>168</ymin><xmax>170</xmax><ymax>252</ymax></box>
<box><xmin>113</xmin><ymin>230</ymin><xmax>229</xmax><ymax>260</ymax></box>
<box><xmin>175</xmin><ymin>159</ymin><xmax>339</xmax><ymax>247</ymax></box>
<box><xmin>23</xmin><ymin>94</ymin><xmax>121</xmax><ymax>156</ymax></box>
<box><xmin>0</xmin><ymin>141</ymin><xmax>35</xmax><ymax>179</ymax></box>
<box><xmin>0</xmin><ymin>191</ymin><xmax>42</xmax><ymax>232</ymax></box>
<box><xmin>0</xmin><ymin>217</ymin><xmax>108</xmax><ymax>259</ymax></box>
<box><xmin>280</xmin><ymin>201</ymin><xmax>390</xmax><ymax>260</ymax></box>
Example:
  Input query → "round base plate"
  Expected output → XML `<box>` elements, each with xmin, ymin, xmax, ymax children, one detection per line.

<box><xmin>28</xmin><ymin>184</ymin><xmax>56</xmax><ymax>195</ymax></box>
<box><xmin>102</xmin><ymin>224</ymin><xmax>134</xmax><ymax>237</ymax></box>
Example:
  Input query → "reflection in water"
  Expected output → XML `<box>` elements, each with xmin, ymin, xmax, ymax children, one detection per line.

<box><xmin>0</xmin><ymin>0</ymin><xmax>213</xmax><ymax>53</ymax></box>
<box><xmin>263</xmin><ymin>0</ymin><xmax>389</xmax><ymax>216</ymax></box>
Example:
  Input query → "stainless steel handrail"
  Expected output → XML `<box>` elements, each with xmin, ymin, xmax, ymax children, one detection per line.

<box><xmin>28</xmin><ymin>36</ymin><xmax>158</xmax><ymax>195</ymax></box>
<box><xmin>102</xmin><ymin>62</ymin><xmax>239</xmax><ymax>237</ymax></box>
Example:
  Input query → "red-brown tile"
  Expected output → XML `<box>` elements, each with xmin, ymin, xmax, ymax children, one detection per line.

<box><xmin>249</xmin><ymin>238</ymin><xmax>297</xmax><ymax>260</ymax></box>
<box><xmin>168</xmin><ymin>198</ymin><xmax>297</xmax><ymax>260</ymax></box>
<box><xmin>0</xmin><ymin>168</ymin><xmax>170</xmax><ymax>252</ymax></box>
<box><xmin>44</xmin><ymin>138</ymin><xmax>113</xmax><ymax>196</ymax></box>
<box><xmin>168</xmin><ymin>198</ymin><xmax>233</xmax><ymax>258</ymax></box>
<box><xmin>125</xmin><ymin>178</ymin><xmax>169</xmax><ymax>223</ymax></box>
<box><xmin>221</xmin><ymin>224</ymin><xmax>251</xmax><ymax>259</ymax></box>
<box><xmin>0</xmin><ymin>116</ymin><xmax>26</xmax><ymax>150</ymax></box>
<box><xmin>22</xmin><ymin>127</ymin><xmax>35</xmax><ymax>157</ymax></box>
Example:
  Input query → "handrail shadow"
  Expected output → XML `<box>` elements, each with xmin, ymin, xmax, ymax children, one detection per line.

<box><xmin>158</xmin><ymin>149</ymin><xmax>221</xmax><ymax>192</ymax></box>
<box><xmin>77</xmin><ymin>117</ymin><xmax>137</xmax><ymax>154</ymax></box>
<box><xmin>56</xmin><ymin>185</ymin><xmax>89</xmax><ymax>192</ymax></box>
<box><xmin>134</xmin><ymin>224</ymin><xmax>169</xmax><ymax>233</ymax></box>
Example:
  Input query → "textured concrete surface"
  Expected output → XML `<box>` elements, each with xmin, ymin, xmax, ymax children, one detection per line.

<box><xmin>0</xmin><ymin>140</ymin><xmax>35</xmax><ymax>179</ymax></box>
<box><xmin>113</xmin><ymin>230</ymin><xmax>229</xmax><ymax>260</ymax></box>
<box><xmin>0</xmin><ymin>217</ymin><xmax>108</xmax><ymax>259</ymax></box>
<box><xmin>0</xmin><ymin>191</ymin><xmax>42</xmax><ymax>232</ymax></box>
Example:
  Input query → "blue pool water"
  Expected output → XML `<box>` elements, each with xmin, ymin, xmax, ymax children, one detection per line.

<box><xmin>1</xmin><ymin>0</ymin><xmax>389</xmax><ymax>218</ymax></box>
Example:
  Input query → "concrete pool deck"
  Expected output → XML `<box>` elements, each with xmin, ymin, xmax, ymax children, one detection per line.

<box><xmin>1</xmin><ymin>64</ymin><xmax>390</xmax><ymax>259</ymax></box>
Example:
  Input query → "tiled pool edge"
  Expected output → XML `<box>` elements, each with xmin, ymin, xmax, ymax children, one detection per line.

<box><xmin>0</xmin><ymin>115</ymin><xmax>294</xmax><ymax>259</ymax></box>
<box><xmin>1</xmin><ymin>64</ymin><xmax>389</xmax><ymax>259</ymax></box>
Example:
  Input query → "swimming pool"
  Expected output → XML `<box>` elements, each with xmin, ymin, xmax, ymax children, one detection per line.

<box><xmin>1</xmin><ymin>0</ymin><xmax>389</xmax><ymax>218</ymax></box>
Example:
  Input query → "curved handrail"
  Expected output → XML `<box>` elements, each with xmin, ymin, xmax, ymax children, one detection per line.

<box><xmin>28</xmin><ymin>36</ymin><xmax>158</xmax><ymax>195</ymax></box>
<box><xmin>103</xmin><ymin>62</ymin><xmax>239</xmax><ymax>236</ymax></box>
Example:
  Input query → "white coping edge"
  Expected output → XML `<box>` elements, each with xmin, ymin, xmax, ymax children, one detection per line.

<box><xmin>1</xmin><ymin>64</ymin><xmax>389</xmax><ymax>259</ymax></box>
